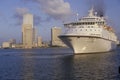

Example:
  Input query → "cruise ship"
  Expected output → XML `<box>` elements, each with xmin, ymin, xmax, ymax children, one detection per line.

<box><xmin>59</xmin><ymin>7</ymin><xmax>118</xmax><ymax>54</ymax></box>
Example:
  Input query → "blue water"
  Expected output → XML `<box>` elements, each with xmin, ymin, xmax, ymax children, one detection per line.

<box><xmin>0</xmin><ymin>48</ymin><xmax>120</xmax><ymax>80</ymax></box>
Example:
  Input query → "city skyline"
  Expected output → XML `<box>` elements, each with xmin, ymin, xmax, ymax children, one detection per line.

<box><xmin>0</xmin><ymin>0</ymin><xmax>120</xmax><ymax>44</ymax></box>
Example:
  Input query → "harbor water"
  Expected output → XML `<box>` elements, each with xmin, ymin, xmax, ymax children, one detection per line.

<box><xmin>0</xmin><ymin>48</ymin><xmax>120</xmax><ymax>80</ymax></box>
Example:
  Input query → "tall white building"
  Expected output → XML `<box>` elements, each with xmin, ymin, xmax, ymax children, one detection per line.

<box><xmin>23</xmin><ymin>13</ymin><xmax>33</xmax><ymax>27</ymax></box>
<box><xmin>22</xmin><ymin>13</ymin><xmax>35</xmax><ymax>48</ymax></box>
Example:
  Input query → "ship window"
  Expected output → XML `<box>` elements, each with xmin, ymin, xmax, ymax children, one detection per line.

<box><xmin>88</xmin><ymin>22</ymin><xmax>91</xmax><ymax>25</ymax></box>
<box><xmin>89</xmin><ymin>22</ymin><xmax>91</xmax><ymax>25</ymax></box>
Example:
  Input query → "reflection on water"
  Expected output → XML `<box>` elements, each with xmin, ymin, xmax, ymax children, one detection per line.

<box><xmin>0</xmin><ymin>48</ymin><xmax>120</xmax><ymax>80</ymax></box>
<box><xmin>22</xmin><ymin>50</ymin><xmax>35</xmax><ymax>80</ymax></box>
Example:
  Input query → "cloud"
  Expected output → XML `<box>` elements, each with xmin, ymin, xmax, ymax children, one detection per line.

<box><xmin>13</xmin><ymin>7</ymin><xmax>43</xmax><ymax>26</ymax></box>
<box><xmin>22</xmin><ymin>0</ymin><xmax>72</xmax><ymax>21</ymax></box>
<box><xmin>34</xmin><ymin>15</ymin><xmax>42</xmax><ymax>26</ymax></box>
<box><xmin>13</xmin><ymin>7</ymin><xmax>29</xmax><ymax>26</ymax></box>
<box><xmin>15</xmin><ymin>7</ymin><xmax>29</xmax><ymax>16</ymax></box>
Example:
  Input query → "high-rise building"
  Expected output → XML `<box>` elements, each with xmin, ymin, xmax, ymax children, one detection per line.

<box><xmin>22</xmin><ymin>13</ymin><xmax>34</xmax><ymax>48</ymax></box>
<box><xmin>51</xmin><ymin>27</ymin><xmax>66</xmax><ymax>47</ymax></box>
<box><xmin>33</xmin><ymin>27</ymin><xmax>37</xmax><ymax>47</ymax></box>
<box><xmin>37</xmin><ymin>36</ymin><xmax>42</xmax><ymax>47</ymax></box>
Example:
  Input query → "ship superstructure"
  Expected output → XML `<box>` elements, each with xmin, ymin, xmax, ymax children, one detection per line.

<box><xmin>60</xmin><ymin>7</ymin><xmax>118</xmax><ymax>54</ymax></box>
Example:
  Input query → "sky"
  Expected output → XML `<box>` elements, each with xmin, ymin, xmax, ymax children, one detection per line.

<box><xmin>0</xmin><ymin>0</ymin><xmax>120</xmax><ymax>44</ymax></box>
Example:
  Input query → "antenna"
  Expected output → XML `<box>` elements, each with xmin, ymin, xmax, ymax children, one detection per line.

<box><xmin>76</xmin><ymin>13</ymin><xmax>79</xmax><ymax>21</ymax></box>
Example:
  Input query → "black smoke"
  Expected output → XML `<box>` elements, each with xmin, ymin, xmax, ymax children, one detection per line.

<box><xmin>87</xmin><ymin>0</ymin><xmax>105</xmax><ymax>17</ymax></box>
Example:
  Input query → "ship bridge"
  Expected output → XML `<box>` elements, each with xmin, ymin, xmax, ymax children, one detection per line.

<box><xmin>64</xmin><ymin>7</ymin><xmax>106</xmax><ymax>28</ymax></box>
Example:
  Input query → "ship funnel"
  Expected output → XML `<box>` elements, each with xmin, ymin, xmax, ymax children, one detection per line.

<box><xmin>88</xmin><ymin>6</ymin><xmax>94</xmax><ymax>16</ymax></box>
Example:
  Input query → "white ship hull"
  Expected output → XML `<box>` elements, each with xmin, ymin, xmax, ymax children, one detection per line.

<box><xmin>60</xmin><ymin>36</ymin><xmax>117</xmax><ymax>54</ymax></box>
